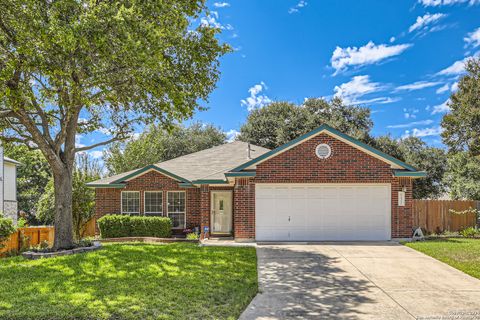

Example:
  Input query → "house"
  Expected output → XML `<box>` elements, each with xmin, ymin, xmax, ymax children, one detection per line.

<box><xmin>0</xmin><ymin>146</ymin><xmax>20</xmax><ymax>224</ymax></box>
<box><xmin>88</xmin><ymin>124</ymin><xmax>425</xmax><ymax>241</ymax></box>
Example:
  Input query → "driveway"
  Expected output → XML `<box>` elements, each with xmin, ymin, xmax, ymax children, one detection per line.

<box><xmin>240</xmin><ymin>242</ymin><xmax>480</xmax><ymax>319</ymax></box>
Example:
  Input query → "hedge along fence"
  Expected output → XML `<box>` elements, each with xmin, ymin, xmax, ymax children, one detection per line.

<box><xmin>0</xmin><ymin>227</ymin><xmax>54</xmax><ymax>255</ymax></box>
<box><xmin>97</xmin><ymin>215</ymin><xmax>172</xmax><ymax>239</ymax></box>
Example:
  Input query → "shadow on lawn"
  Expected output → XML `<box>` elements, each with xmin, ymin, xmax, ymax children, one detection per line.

<box><xmin>0</xmin><ymin>243</ymin><xmax>257</xmax><ymax>320</ymax></box>
<box><xmin>240</xmin><ymin>245</ymin><xmax>374</xmax><ymax>320</ymax></box>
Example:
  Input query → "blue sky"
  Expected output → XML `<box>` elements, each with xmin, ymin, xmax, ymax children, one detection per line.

<box><xmin>82</xmin><ymin>0</ymin><xmax>480</xmax><ymax>159</ymax></box>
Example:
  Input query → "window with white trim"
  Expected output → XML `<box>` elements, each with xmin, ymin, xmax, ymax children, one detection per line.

<box><xmin>167</xmin><ymin>191</ymin><xmax>186</xmax><ymax>229</ymax></box>
<box><xmin>144</xmin><ymin>191</ymin><xmax>163</xmax><ymax>216</ymax></box>
<box><xmin>121</xmin><ymin>191</ymin><xmax>140</xmax><ymax>215</ymax></box>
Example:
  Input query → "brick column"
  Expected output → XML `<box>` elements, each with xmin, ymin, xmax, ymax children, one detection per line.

<box><xmin>392</xmin><ymin>177</ymin><xmax>413</xmax><ymax>238</ymax></box>
<box><xmin>234</xmin><ymin>178</ymin><xmax>255</xmax><ymax>240</ymax></box>
<box><xmin>200</xmin><ymin>185</ymin><xmax>210</xmax><ymax>239</ymax></box>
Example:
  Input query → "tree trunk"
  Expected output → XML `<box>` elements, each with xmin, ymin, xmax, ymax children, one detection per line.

<box><xmin>52</xmin><ymin>166</ymin><xmax>74</xmax><ymax>250</ymax></box>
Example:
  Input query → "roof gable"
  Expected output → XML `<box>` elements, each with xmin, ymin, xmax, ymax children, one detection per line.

<box><xmin>230</xmin><ymin>124</ymin><xmax>419</xmax><ymax>172</ymax></box>
<box><xmin>87</xmin><ymin>141</ymin><xmax>270</xmax><ymax>187</ymax></box>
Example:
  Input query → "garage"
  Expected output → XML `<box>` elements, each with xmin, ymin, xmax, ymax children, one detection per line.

<box><xmin>255</xmin><ymin>184</ymin><xmax>391</xmax><ymax>241</ymax></box>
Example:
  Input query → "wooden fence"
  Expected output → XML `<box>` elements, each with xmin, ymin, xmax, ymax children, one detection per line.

<box><xmin>413</xmin><ymin>200</ymin><xmax>480</xmax><ymax>233</ymax></box>
<box><xmin>0</xmin><ymin>226</ymin><xmax>54</xmax><ymax>255</ymax></box>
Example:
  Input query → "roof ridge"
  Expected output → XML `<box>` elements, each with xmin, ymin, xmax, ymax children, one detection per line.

<box><xmin>156</xmin><ymin>140</ymin><xmax>268</xmax><ymax>166</ymax></box>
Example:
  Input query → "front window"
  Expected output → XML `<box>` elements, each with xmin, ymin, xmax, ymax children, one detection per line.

<box><xmin>167</xmin><ymin>191</ymin><xmax>186</xmax><ymax>228</ymax></box>
<box><xmin>144</xmin><ymin>191</ymin><xmax>163</xmax><ymax>216</ymax></box>
<box><xmin>121</xmin><ymin>191</ymin><xmax>140</xmax><ymax>215</ymax></box>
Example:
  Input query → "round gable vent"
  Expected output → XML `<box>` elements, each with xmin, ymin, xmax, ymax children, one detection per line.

<box><xmin>315</xmin><ymin>144</ymin><xmax>331</xmax><ymax>159</ymax></box>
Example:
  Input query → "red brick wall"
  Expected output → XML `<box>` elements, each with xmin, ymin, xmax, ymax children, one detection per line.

<box><xmin>233</xmin><ymin>178</ymin><xmax>256</xmax><ymax>239</ymax></box>
<box><xmin>251</xmin><ymin>133</ymin><xmax>413</xmax><ymax>238</ymax></box>
<box><xmin>94</xmin><ymin>170</ymin><xmax>201</xmax><ymax>234</ymax></box>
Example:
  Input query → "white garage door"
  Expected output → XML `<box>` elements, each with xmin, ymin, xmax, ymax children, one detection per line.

<box><xmin>255</xmin><ymin>184</ymin><xmax>391</xmax><ymax>241</ymax></box>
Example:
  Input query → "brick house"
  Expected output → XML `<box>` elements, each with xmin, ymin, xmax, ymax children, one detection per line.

<box><xmin>88</xmin><ymin>124</ymin><xmax>425</xmax><ymax>241</ymax></box>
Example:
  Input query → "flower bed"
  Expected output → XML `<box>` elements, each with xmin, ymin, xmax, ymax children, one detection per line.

<box><xmin>99</xmin><ymin>237</ymin><xmax>198</xmax><ymax>244</ymax></box>
<box><xmin>22</xmin><ymin>241</ymin><xmax>102</xmax><ymax>260</ymax></box>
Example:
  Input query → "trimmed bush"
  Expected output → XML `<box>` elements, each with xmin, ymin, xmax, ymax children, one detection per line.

<box><xmin>97</xmin><ymin>215</ymin><xmax>172</xmax><ymax>238</ymax></box>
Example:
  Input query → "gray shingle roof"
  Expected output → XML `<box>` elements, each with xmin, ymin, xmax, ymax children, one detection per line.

<box><xmin>89</xmin><ymin>141</ymin><xmax>270</xmax><ymax>185</ymax></box>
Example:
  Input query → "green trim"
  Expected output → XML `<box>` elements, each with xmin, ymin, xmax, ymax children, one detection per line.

<box><xmin>224</xmin><ymin>171</ymin><xmax>256</xmax><ymax>177</ymax></box>
<box><xmin>86</xmin><ymin>183</ymin><xmax>126</xmax><ymax>188</ymax></box>
<box><xmin>393</xmin><ymin>170</ymin><xmax>427</xmax><ymax>177</ymax></box>
<box><xmin>178</xmin><ymin>182</ymin><xmax>197</xmax><ymax>188</ymax></box>
<box><xmin>191</xmin><ymin>179</ymin><xmax>230</xmax><ymax>185</ymax></box>
<box><xmin>112</xmin><ymin>165</ymin><xmax>190</xmax><ymax>184</ymax></box>
<box><xmin>231</xmin><ymin>124</ymin><xmax>418</xmax><ymax>172</ymax></box>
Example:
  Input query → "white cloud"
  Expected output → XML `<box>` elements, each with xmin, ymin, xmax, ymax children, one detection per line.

<box><xmin>200</xmin><ymin>11</ymin><xmax>232</xmax><ymax>30</ymax></box>
<box><xmin>333</xmin><ymin>75</ymin><xmax>385</xmax><ymax>104</ymax></box>
<box><xmin>213</xmin><ymin>2</ymin><xmax>230</xmax><ymax>8</ymax></box>
<box><xmin>450</xmin><ymin>81</ymin><xmax>459</xmax><ymax>92</ymax></box>
<box><xmin>436</xmin><ymin>83</ymin><xmax>450</xmax><ymax>94</ymax></box>
<box><xmin>409</xmin><ymin>13</ymin><xmax>447</xmax><ymax>33</ymax></box>
<box><xmin>75</xmin><ymin>134</ymin><xmax>85</xmax><ymax>148</ymax></box>
<box><xmin>395</xmin><ymin>81</ymin><xmax>441</xmax><ymax>91</ymax></box>
<box><xmin>436</xmin><ymin>59</ymin><xmax>467</xmax><ymax>75</ymax></box>
<box><xmin>403</xmin><ymin>107</ymin><xmax>420</xmax><ymax>119</ymax></box>
<box><xmin>352</xmin><ymin>97</ymin><xmax>400</xmax><ymax>105</ymax></box>
<box><xmin>418</xmin><ymin>0</ymin><xmax>480</xmax><ymax>6</ymax></box>
<box><xmin>403</xmin><ymin>126</ymin><xmax>443</xmax><ymax>138</ymax></box>
<box><xmin>330</xmin><ymin>41</ymin><xmax>412</xmax><ymax>74</ymax></box>
<box><xmin>225</xmin><ymin>129</ymin><xmax>240</xmax><ymax>142</ymax></box>
<box><xmin>464</xmin><ymin>27</ymin><xmax>480</xmax><ymax>48</ymax></box>
<box><xmin>288</xmin><ymin>0</ymin><xmax>308</xmax><ymax>14</ymax></box>
<box><xmin>431</xmin><ymin>99</ymin><xmax>450</xmax><ymax>114</ymax></box>
<box><xmin>390</xmin><ymin>36</ymin><xmax>396</xmax><ymax>43</ymax></box>
<box><xmin>387</xmin><ymin>119</ymin><xmax>434</xmax><ymax>129</ymax></box>
<box><xmin>89</xmin><ymin>150</ymin><xmax>104</xmax><ymax>159</ymax></box>
<box><xmin>241</xmin><ymin>82</ymin><xmax>272</xmax><ymax>111</ymax></box>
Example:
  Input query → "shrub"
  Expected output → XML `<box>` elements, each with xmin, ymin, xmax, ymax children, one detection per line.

<box><xmin>0</xmin><ymin>213</ymin><xmax>16</xmax><ymax>249</ymax></box>
<box><xmin>97</xmin><ymin>215</ymin><xmax>172</xmax><ymax>238</ymax></box>
<box><xmin>460</xmin><ymin>226</ymin><xmax>480</xmax><ymax>238</ymax></box>
<box><xmin>186</xmin><ymin>233</ymin><xmax>199</xmax><ymax>240</ymax></box>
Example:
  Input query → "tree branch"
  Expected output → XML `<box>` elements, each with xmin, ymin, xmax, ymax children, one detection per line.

<box><xmin>74</xmin><ymin>135</ymin><xmax>126</xmax><ymax>152</ymax></box>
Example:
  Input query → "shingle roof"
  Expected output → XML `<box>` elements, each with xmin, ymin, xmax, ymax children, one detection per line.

<box><xmin>89</xmin><ymin>141</ymin><xmax>270</xmax><ymax>186</ymax></box>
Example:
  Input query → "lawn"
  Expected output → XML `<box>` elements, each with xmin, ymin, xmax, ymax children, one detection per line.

<box><xmin>405</xmin><ymin>238</ymin><xmax>480</xmax><ymax>280</ymax></box>
<box><xmin>0</xmin><ymin>243</ymin><xmax>258</xmax><ymax>320</ymax></box>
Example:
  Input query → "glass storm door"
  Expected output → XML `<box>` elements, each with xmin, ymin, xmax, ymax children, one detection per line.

<box><xmin>211</xmin><ymin>191</ymin><xmax>232</xmax><ymax>234</ymax></box>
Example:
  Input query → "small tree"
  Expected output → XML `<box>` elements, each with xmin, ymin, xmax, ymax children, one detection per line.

<box><xmin>0</xmin><ymin>212</ymin><xmax>16</xmax><ymax>249</ymax></box>
<box><xmin>0</xmin><ymin>1</ymin><xmax>228</xmax><ymax>249</ymax></box>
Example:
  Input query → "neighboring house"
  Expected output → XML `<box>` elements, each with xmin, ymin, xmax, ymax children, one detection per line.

<box><xmin>0</xmin><ymin>146</ymin><xmax>20</xmax><ymax>224</ymax></box>
<box><xmin>88</xmin><ymin>124</ymin><xmax>425</xmax><ymax>241</ymax></box>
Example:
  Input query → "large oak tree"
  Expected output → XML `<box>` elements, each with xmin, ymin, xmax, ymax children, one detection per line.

<box><xmin>0</xmin><ymin>0</ymin><xmax>228</xmax><ymax>249</ymax></box>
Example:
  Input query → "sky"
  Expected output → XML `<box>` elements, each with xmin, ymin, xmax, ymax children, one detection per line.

<box><xmin>81</xmin><ymin>0</ymin><xmax>480</xmax><ymax>160</ymax></box>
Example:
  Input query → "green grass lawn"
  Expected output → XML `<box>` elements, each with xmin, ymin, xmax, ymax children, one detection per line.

<box><xmin>0</xmin><ymin>243</ymin><xmax>258</xmax><ymax>320</ymax></box>
<box><xmin>405</xmin><ymin>238</ymin><xmax>480</xmax><ymax>280</ymax></box>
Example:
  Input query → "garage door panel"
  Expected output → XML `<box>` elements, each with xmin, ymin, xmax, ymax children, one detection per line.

<box><xmin>256</xmin><ymin>184</ymin><xmax>391</xmax><ymax>241</ymax></box>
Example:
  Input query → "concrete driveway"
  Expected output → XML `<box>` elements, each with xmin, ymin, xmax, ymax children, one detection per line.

<box><xmin>240</xmin><ymin>242</ymin><xmax>480</xmax><ymax>320</ymax></box>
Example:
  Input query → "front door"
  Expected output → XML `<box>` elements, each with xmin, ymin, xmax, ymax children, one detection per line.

<box><xmin>211</xmin><ymin>191</ymin><xmax>233</xmax><ymax>234</ymax></box>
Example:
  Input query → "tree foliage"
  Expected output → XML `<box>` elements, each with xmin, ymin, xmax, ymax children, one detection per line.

<box><xmin>441</xmin><ymin>57</ymin><xmax>480</xmax><ymax>156</ymax></box>
<box><xmin>3</xmin><ymin>143</ymin><xmax>51</xmax><ymax>214</ymax></box>
<box><xmin>444</xmin><ymin>153</ymin><xmax>480</xmax><ymax>200</ymax></box>
<box><xmin>0</xmin><ymin>0</ymin><xmax>228</xmax><ymax>248</ymax></box>
<box><xmin>104</xmin><ymin>122</ymin><xmax>226</xmax><ymax>174</ymax></box>
<box><xmin>373</xmin><ymin>136</ymin><xmax>447</xmax><ymax>199</ymax></box>
<box><xmin>238</xmin><ymin>98</ymin><xmax>373</xmax><ymax>149</ymax></box>
<box><xmin>37</xmin><ymin>153</ymin><xmax>102</xmax><ymax>239</ymax></box>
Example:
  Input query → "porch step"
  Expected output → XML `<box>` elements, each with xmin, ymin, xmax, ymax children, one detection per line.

<box><xmin>209</xmin><ymin>237</ymin><xmax>234</xmax><ymax>241</ymax></box>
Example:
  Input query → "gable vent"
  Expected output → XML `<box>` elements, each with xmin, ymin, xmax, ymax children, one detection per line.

<box><xmin>315</xmin><ymin>144</ymin><xmax>331</xmax><ymax>159</ymax></box>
